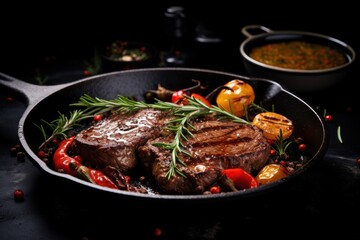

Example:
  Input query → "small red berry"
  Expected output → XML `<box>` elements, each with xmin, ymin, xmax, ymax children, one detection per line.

<box><xmin>52</xmin><ymin>138</ymin><xmax>59</xmax><ymax>146</ymax></box>
<box><xmin>325</xmin><ymin>115</ymin><xmax>333</xmax><ymax>122</ymax></box>
<box><xmin>153</xmin><ymin>228</ymin><xmax>162</xmax><ymax>237</ymax></box>
<box><xmin>16</xmin><ymin>151</ymin><xmax>25</xmax><ymax>161</ymax></box>
<box><xmin>6</xmin><ymin>96</ymin><xmax>14</xmax><ymax>102</ymax></box>
<box><xmin>210</xmin><ymin>186</ymin><xmax>221</xmax><ymax>194</ymax></box>
<box><xmin>270</xmin><ymin>149</ymin><xmax>276</xmax><ymax>156</ymax></box>
<box><xmin>83</xmin><ymin>70</ymin><xmax>90</xmax><ymax>76</ymax></box>
<box><xmin>14</xmin><ymin>189</ymin><xmax>24</xmax><ymax>201</ymax></box>
<box><xmin>37</xmin><ymin>150</ymin><xmax>46</xmax><ymax>159</ymax></box>
<box><xmin>93</xmin><ymin>114</ymin><xmax>102</xmax><ymax>122</ymax></box>
<box><xmin>357</xmin><ymin>158</ymin><xmax>360</xmax><ymax>168</ymax></box>
<box><xmin>298</xmin><ymin>143</ymin><xmax>307</xmax><ymax>152</ymax></box>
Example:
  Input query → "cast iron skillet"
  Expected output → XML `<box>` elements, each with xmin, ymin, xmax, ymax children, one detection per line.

<box><xmin>0</xmin><ymin>67</ymin><xmax>329</xmax><ymax>205</ymax></box>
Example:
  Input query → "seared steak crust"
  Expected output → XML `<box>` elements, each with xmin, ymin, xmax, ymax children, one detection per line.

<box><xmin>137</xmin><ymin>116</ymin><xmax>271</xmax><ymax>194</ymax></box>
<box><xmin>71</xmin><ymin>109</ymin><xmax>167</xmax><ymax>172</ymax></box>
<box><xmin>71</xmin><ymin>108</ymin><xmax>271</xmax><ymax>194</ymax></box>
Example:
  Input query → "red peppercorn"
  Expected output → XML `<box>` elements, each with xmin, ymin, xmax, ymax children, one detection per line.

<box><xmin>298</xmin><ymin>143</ymin><xmax>307</xmax><ymax>152</ymax></box>
<box><xmin>14</xmin><ymin>189</ymin><xmax>24</xmax><ymax>201</ymax></box>
<box><xmin>325</xmin><ymin>115</ymin><xmax>333</xmax><ymax>122</ymax></box>
<box><xmin>93</xmin><ymin>114</ymin><xmax>102</xmax><ymax>122</ymax></box>
<box><xmin>153</xmin><ymin>228</ymin><xmax>162</xmax><ymax>237</ymax></box>
<box><xmin>52</xmin><ymin>138</ymin><xmax>60</xmax><ymax>146</ymax></box>
<box><xmin>270</xmin><ymin>149</ymin><xmax>276</xmax><ymax>156</ymax></box>
<box><xmin>6</xmin><ymin>96</ymin><xmax>14</xmax><ymax>103</ymax></box>
<box><xmin>16</xmin><ymin>151</ymin><xmax>25</xmax><ymax>161</ymax></box>
<box><xmin>37</xmin><ymin>150</ymin><xmax>46</xmax><ymax>159</ymax></box>
<box><xmin>210</xmin><ymin>186</ymin><xmax>221</xmax><ymax>194</ymax></box>
<box><xmin>279</xmin><ymin>160</ymin><xmax>287</xmax><ymax>167</ymax></box>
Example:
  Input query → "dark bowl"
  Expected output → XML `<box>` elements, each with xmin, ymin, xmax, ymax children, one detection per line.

<box><xmin>240</xmin><ymin>25</ymin><xmax>356</xmax><ymax>92</ymax></box>
<box><xmin>101</xmin><ymin>40</ymin><xmax>159</xmax><ymax>72</ymax></box>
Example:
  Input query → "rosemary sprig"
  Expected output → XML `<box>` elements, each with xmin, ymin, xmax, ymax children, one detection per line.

<box><xmin>272</xmin><ymin>129</ymin><xmax>292</xmax><ymax>159</ymax></box>
<box><xmin>69</xmin><ymin>94</ymin><xmax>250</xmax><ymax>179</ymax></box>
<box><xmin>36</xmin><ymin>93</ymin><xmax>253</xmax><ymax>179</ymax></box>
<box><xmin>35</xmin><ymin>109</ymin><xmax>93</xmax><ymax>149</ymax></box>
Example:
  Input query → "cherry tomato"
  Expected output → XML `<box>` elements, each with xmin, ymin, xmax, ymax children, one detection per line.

<box><xmin>216</xmin><ymin>79</ymin><xmax>255</xmax><ymax>117</ymax></box>
<box><xmin>252</xmin><ymin>112</ymin><xmax>294</xmax><ymax>140</ymax></box>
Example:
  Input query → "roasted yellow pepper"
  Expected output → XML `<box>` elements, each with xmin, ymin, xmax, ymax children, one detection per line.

<box><xmin>252</xmin><ymin>112</ymin><xmax>294</xmax><ymax>140</ymax></box>
<box><xmin>255</xmin><ymin>164</ymin><xmax>290</xmax><ymax>185</ymax></box>
<box><xmin>216</xmin><ymin>79</ymin><xmax>255</xmax><ymax>117</ymax></box>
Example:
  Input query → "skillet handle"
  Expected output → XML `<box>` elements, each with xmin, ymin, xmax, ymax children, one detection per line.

<box><xmin>241</xmin><ymin>25</ymin><xmax>273</xmax><ymax>38</ymax></box>
<box><xmin>0</xmin><ymin>71</ymin><xmax>64</xmax><ymax>106</ymax></box>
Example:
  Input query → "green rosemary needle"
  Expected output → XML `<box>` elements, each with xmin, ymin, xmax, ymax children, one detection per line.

<box><xmin>36</xmin><ymin>109</ymin><xmax>93</xmax><ymax>149</ymax></box>
<box><xmin>69</xmin><ymin>94</ymin><xmax>250</xmax><ymax>179</ymax></box>
<box><xmin>36</xmin><ymin>94</ymin><xmax>253</xmax><ymax>180</ymax></box>
<box><xmin>272</xmin><ymin>129</ymin><xmax>292</xmax><ymax>159</ymax></box>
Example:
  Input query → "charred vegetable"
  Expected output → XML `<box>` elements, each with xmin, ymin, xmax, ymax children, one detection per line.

<box><xmin>216</xmin><ymin>79</ymin><xmax>255</xmax><ymax>117</ymax></box>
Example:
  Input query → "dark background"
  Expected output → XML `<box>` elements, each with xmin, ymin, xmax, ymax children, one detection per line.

<box><xmin>0</xmin><ymin>2</ymin><xmax>358</xmax><ymax>77</ymax></box>
<box><xmin>1</xmin><ymin>2</ymin><xmax>360</xmax><ymax>240</ymax></box>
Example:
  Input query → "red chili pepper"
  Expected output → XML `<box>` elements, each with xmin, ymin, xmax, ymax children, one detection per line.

<box><xmin>53</xmin><ymin>136</ymin><xmax>79</xmax><ymax>176</ymax></box>
<box><xmin>53</xmin><ymin>137</ymin><xmax>118</xmax><ymax>189</ymax></box>
<box><xmin>171</xmin><ymin>90</ymin><xmax>185</xmax><ymax>104</ymax></box>
<box><xmin>172</xmin><ymin>91</ymin><xmax>211</xmax><ymax>107</ymax></box>
<box><xmin>190</xmin><ymin>93</ymin><xmax>212</xmax><ymax>107</ymax></box>
<box><xmin>77</xmin><ymin>166</ymin><xmax>118</xmax><ymax>189</ymax></box>
<box><xmin>223</xmin><ymin>168</ymin><xmax>258</xmax><ymax>189</ymax></box>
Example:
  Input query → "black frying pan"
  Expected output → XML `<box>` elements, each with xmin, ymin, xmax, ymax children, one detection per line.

<box><xmin>0</xmin><ymin>67</ymin><xmax>329</xmax><ymax>206</ymax></box>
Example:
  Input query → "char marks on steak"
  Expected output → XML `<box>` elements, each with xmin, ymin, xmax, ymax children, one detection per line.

<box><xmin>71</xmin><ymin>109</ymin><xmax>168</xmax><ymax>172</ymax></box>
<box><xmin>137</xmin><ymin>115</ymin><xmax>271</xmax><ymax>194</ymax></box>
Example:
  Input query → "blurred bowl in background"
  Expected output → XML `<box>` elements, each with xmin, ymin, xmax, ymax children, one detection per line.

<box><xmin>240</xmin><ymin>25</ymin><xmax>356</xmax><ymax>92</ymax></box>
<box><xmin>102</xmin><ymin>40</ymin><xmax>159</xmax><ymax>72</ymax></box>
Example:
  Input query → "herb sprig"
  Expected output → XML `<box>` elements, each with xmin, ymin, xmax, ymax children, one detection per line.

<box><xmin>35</xmin><ymin>109</ymin><xmax>94</xmax><ymax>149</ymax></box>
<box><xmin>272</xmin><ymin>129</ymin><xmax>292</xmax><ymax>159</ymax></box>
<box><xmin>38</xmin><ymin>94</ymin><xmax>250</xmax><ymax>179</ymax></box>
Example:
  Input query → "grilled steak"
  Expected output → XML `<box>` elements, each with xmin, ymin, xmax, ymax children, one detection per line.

<box><xmin>70</xmin><ymin>109</ymin><xmax>167</xmax><ymax>172</ymax></box>
<box><xmin>71</xmin><ymin>108</ymin><xmax>271</xmax><ymax>194</ymax></box>
<box><xmin>137</xmin><ymin>115</ymin><xmax>271</xmax><ymax>194</ymax></box>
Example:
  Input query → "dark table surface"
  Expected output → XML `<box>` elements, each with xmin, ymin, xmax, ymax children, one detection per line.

<box><xmin>1</xmin><ymin>20</ymin><xmax>360</xmax><ymax>239</ymax></box>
